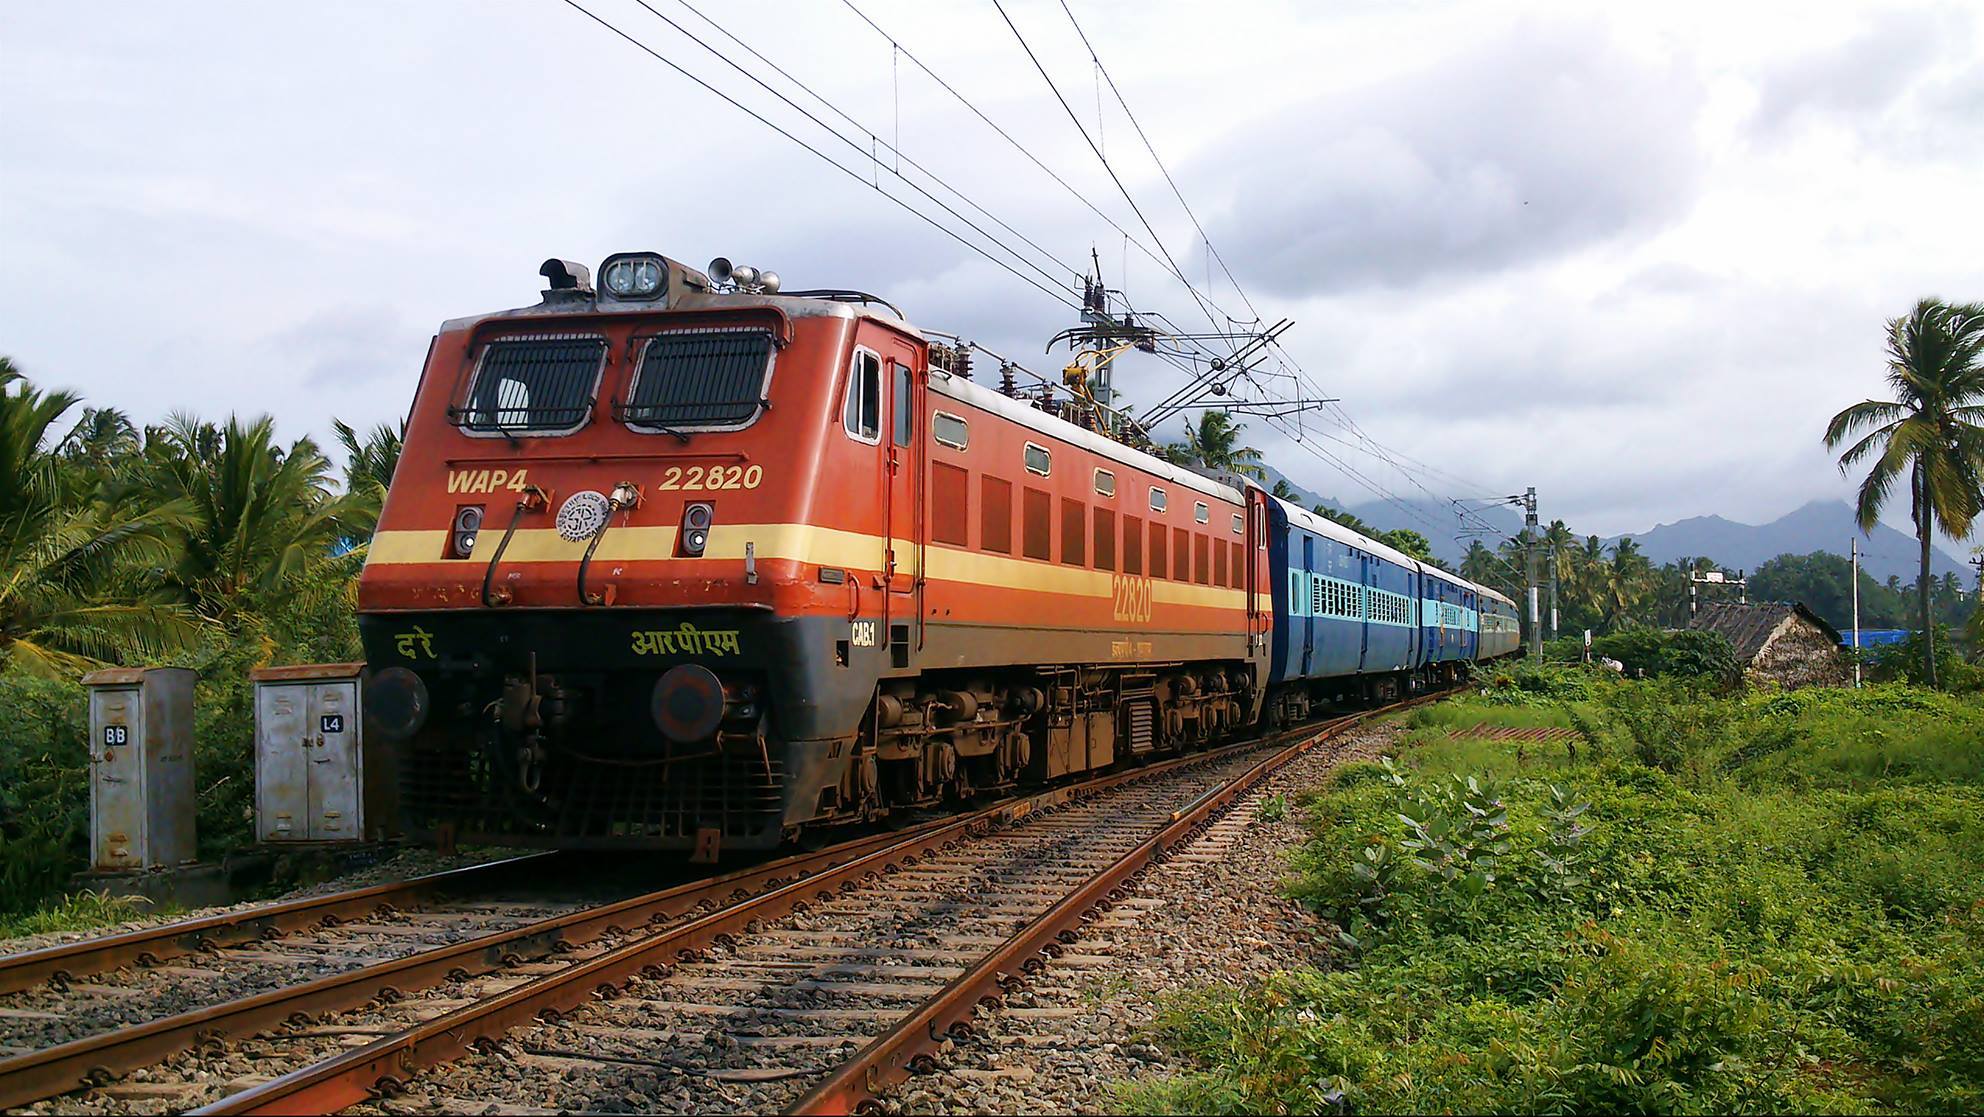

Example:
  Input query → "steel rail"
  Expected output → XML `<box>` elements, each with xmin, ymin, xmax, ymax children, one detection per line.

<box><xmin>0</xmin><ymin>827</ymin><xmax>928</xmax><ymax>1111</ymax></box>
<box><xmin>0</xmin><ymin>852</ymin><xmax>560</xmax><ymax>996</ymax></box>
<box><xmin>187</xmin><ymin>721</ymin><xmax>1339</xmax><ymax>1116</ymax></box>
<box><xmin>787</xmin><ymin>693</ymin><xmax>1436</xmax><ymax>1115</ymax></box>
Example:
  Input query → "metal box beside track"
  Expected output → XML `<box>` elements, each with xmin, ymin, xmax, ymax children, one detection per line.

<box><xmin>82</xmin><ymin>667</ymin><xmax>198</xmax><ymax>871</ymax></box>
<box><xmin>252</xmin><ymin>663</ymin><xmax>390</xmax><ymax>843</ymax></box>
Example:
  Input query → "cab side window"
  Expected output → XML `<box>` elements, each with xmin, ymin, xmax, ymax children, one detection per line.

<box><xmin>891</xmin><ymin>360</ymin><xmax>912</xmax><ymax>447</ymax></box>
<box><xmin>843</xmin><ymin>350</ymin><xmax>881</xmax><ymax>443</ymax></box>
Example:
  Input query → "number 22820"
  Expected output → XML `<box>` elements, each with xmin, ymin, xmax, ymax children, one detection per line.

<box><xmin>657</xmin><ymin>464</ymin><xmax>763</xmax><ymax>491</ymax></box>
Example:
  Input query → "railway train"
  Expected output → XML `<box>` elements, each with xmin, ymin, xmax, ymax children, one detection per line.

<box><xmin>355</xmin><ymin>252</ymin><xmax>1521</xmax><ymax>856</ymax></box>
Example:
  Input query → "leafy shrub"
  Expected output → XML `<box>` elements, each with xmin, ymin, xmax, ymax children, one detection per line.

<box><xmin>1658</xmin><ymin>628</ymin><xmax>1740</xmax><ymax>681</ymax></box>
<box><xmin>1133</xmin><ymin>681</ymin><xmax>1984</xmax><ymax>1114</ymax></box>
<box><xmin>0</xmin><ymin>675</ymin><xmax>90</xmax><ymax>913</ymax></box>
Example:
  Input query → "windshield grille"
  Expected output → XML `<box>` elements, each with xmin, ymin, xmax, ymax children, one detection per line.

<box><xmin>454</xmin><ymin>336</ymin><xmax>606</xmax><ymax>433</ymax></box>
<box><xmin>618</xmin><ymin>329</ymin><xmax>774</xmax><ymax>429</ymax></box>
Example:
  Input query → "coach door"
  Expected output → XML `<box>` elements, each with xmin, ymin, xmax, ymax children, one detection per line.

<box><xmin>881</xmin><ymin>340</ymin><xmax>923</xmax><ymax>660</ymax></box>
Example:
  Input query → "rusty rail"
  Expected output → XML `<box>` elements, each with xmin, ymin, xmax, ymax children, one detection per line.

<box><xmin>0</xmin><ymin>852</ymin><xmax>559</xmax><ymax>996</ymax></box>
<box><xmin>185</xmin><ymin>721</ymin><xmax>1344</xmax><ymax>1116</ymax></box>
<box><xmin>0</xmin><ymin>829</ymin><xmax>918</xmax><ymax>1111</ymax></box>
<box><xmin>787</xmin><ymin>693</ymin><xmax>1434</xmax><ymax>1115</ymax></box>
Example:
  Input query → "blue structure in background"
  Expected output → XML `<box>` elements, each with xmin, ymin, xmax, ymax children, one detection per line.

<box><xmin>1843</xmin><ymin>628</ymin><xmax>1911</xmax><ymax>649</ymax></box>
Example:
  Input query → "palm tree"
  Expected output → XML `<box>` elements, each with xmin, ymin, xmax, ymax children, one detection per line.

<box><xmin>333</xmin><ymin>417</ymin><xmax>404</xmax><ymax>541</ymax></box>
<box><xmin>1169</xmin><ymin>411</ymin><xmax>1266</xmax><ymax>478</ymax></box>
<box><xmin>134</xmin><ymin>414</ymin><xmax>353</xmax><ymax>618</ymax></box>
<box><xmin>1825</xmin><ymin>299</ymin><xmax>1984</xmax><ymax>686</ymax></box>
<box><xmin>1269</xmin><ymin>478</ymin><xmax>1297</xmax><ymax>501</ymax></box>
<box><xmin>0</xmin><ymin>361</ymin><xmax>201</xmax><ymax>675</ymax></box>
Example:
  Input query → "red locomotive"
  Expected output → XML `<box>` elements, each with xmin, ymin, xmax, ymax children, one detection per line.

<box><xmin>359</xmin><ymin>253</ymin><xmax>1271</xmax><ymax>854</ymax></box>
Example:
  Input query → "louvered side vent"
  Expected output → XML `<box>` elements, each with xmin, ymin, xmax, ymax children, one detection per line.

<box><xmin>1126</xmin><ymin>699</ymin><xmax>1155</xmax><ymax>754</ymax></box>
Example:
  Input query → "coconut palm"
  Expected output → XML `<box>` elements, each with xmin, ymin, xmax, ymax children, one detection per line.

<box><xmin>0</xmin><ymin>361</ymin><xmax>201</xmax><ymax>675</ymax></box>
<box><xmin>1168</xmin><ymin>411</ymin><xmax>1265</xmax><ymax>478</ymax></box>
<box><xmin>135</xmin><ymin>414</ymin><xmax>354</xmax><ymax>618</ymax></box>
<box><xmin>1825</xmin><ymin>299</ymin><xmax>1984</xmax><ymax>686</ymax></box>
<box><xmin>333</xmin><ymin>417</ymin><xmax>404</xmax><ymax>541</ymax></box>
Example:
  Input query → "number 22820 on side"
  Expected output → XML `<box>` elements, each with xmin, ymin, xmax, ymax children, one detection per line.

<box><xmin>658</xmin><ymin>465</ymin><xmax>763</xmax><ymax>492</ymax></box>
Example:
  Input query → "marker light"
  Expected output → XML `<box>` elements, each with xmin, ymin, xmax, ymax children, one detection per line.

<box><xmin>450</xmin><ymin>505</ymin><xmax>484</xmax><ymax>558</ymax></box>
<box><xmin>600</xmin><ymin>254</ymin><xmax>664</xmax><ymax>299</ymax></box>
<box><xmin>680</xmin><ymin>502</ymin><xmax>714</xmax><ymax>556</ymax></box>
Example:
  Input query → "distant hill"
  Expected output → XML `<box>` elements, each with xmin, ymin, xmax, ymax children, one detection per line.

<box><xmin>1603</xmin><ymin>500</ymin><xmax>1967</xmax><ymax>584</ymax></box>
<box><xmin>1256</xmin><ymin>465</ymin><xmax>1967</xmax><ymax>583</ymax></box>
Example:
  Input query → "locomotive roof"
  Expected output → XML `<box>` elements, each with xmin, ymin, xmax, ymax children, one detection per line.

<box><xmin>928</xmin><ymin>369</ymin><xmax>1246</xmax><ymax>505</ymax></box>
<box><xmin>440</xmin><ymin>287</ymin><xmax>920</xmax><ymax>335</ymax></box>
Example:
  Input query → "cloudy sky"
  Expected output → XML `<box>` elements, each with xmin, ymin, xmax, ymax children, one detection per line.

<box><xmin>5</xmin><ymin>0</ymin><xmax>1982</xmax><ymax>548</ymax></box>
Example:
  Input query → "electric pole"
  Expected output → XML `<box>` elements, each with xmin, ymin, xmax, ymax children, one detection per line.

<box><xmin>1851</xmin><ymin>538</ymin><xmax>1862</xmax><ymax>689</ymax></box>
<box><xmin>1523</xmin><ymin>487</ymin><xmax>1541</xmax><ymax>658</ymax></box>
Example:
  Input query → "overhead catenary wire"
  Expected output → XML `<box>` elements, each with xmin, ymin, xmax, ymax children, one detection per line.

<box><xmin>1050</xmin><ymin>5</ymin><xmax>1523</xmax><ymax>510</ymax></box>
<box><xmin>988</xmin><ymin>0</ymin><xmax>1231</xmax><ymax>341</ymax></box>
<box><xmin>668</xmin><ymin>0</ymin><xmax>1085</xmax><ymax>287</ymax></box>
<box><xmin>623</xmin><ymin>0</ymin><xmax>1079</xmax><ymax>299</ymax></box>
<box><xmin>558</xmin><ymin>0</ymin><xmax>1081</xmax><ymax>312</ymax></box>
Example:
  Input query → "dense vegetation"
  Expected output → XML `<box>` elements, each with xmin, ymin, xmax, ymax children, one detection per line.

<box><xmin>1124</xmin><ymin>667</ymin><xmax>1984</xmax><ymax>1114</ymax></box>
<box><xmin>0</xmin><ymin>359</ymin><xmax>391</xmax><ymax>914</ymax></box>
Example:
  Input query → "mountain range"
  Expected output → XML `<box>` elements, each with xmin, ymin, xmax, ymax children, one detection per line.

<box><xmin>1256</xmin><ymin>466</ymin><xmax>1968</xmax><ymax>584</ymax></box>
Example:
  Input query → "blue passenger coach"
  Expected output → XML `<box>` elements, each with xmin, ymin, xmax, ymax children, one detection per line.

<box><xmin>1263</xmin><ymin>495</ymin><xmax>1520</xmax><ymax>723</ymax></box>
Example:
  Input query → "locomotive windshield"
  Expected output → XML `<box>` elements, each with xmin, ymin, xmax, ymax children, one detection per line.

<box><xmin>619</xmin><ymin>327</ymin><xmax>775</xmax><ymax>430</ymax></box>
<box><xmin>454</xmin><ymin>335</ymin><xmax>606</xmax><ymax>434</ymax></box>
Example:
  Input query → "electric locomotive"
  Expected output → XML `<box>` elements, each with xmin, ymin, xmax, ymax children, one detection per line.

<box><xmin>357</xmin><ymin>253</ymin><xmax>1271</xmax><ymax>855</ymax></box>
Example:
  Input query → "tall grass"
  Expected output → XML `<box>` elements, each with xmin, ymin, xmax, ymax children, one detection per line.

<box><xmin>1126</xmin><ymin>672</ymin><xmax>1984</xmax><ymax>1115</ymax></box>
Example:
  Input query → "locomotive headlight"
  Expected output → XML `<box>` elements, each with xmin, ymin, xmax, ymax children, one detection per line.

<box><xmin>680</xmin><ymin>502</ymin><xmax>714</xmax><ymax>556</ymax></box>
<box><xmin>600</xmin><ymin>254</ymin><xmax>664</xmax><ymax>299</ymax></box>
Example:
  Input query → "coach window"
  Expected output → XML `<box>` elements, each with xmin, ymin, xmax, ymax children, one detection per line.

<box><xmin>843</xmin><ymin>348</ymin><xmax>881</xmax><ymax>444</ymax></box>
<box><xmin>1149</xmin><ymin>486</ymin><xmax>1167</xmax><ymax>513</ymax></box>
<box><xmin>1024</xmin><ymin>442</ymin><xmax>1051</xmax><ymax>476</ymax></box>
<box><xmin>891</xmin><ymin>361</ymin><xmax>913</xmax><ymax>447</ymax></box>
<box><xmin>1194</xmin><ymin>501</ymin><xmax>1209</xmax><ymax>524</ymax></box>
<box><xmin>933</xmin><ymin>410</ymin><xmax>968</xmax><ymax>450</ymax></box>
<box><xmin>1094</xmin><ymin>468</ymin><xmax>1116</xmax><ymax>497</ymax></box>
<box><xmin>1231</xmin><ymin>513</ymin><xmax>1244</xmax><ymax>535</ymax></box>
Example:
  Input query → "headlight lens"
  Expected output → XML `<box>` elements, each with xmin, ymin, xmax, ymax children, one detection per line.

<box><xmin>602</xmin><ymin>256</ymin><xmax>663</xmax><ymax>298</ymax></box>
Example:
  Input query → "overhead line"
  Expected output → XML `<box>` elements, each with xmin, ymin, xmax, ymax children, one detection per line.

<box><xmin>558</xmin><ymin>0</ymin><xmax>1080</xmax><ymax>311</ymax></box>
<box><xmin>988</xmin><ymin>0</ymin><xmax>1228</xmax><ymax>338</ymax></box>
<box><xmin>1054</xmin><ymin>0</ymin><xmax>1263</xmax><ymax>326</ymax></box>
<box><xmin>669</xmin><ymin>0</ymin><xmax>1084</xmax><ymax>285</ymax></box>
<box><xmin>837</xmin><ymin>0</ymin><xmax>1188</xmax><ymax>294</ymax></box>
<box><xmin>625</xmin><ymin>0</ymin><xmax>1077</xmax><ymax>299</ymax></box>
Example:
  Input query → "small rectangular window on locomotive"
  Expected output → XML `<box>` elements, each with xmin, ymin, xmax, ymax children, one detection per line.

<box><xmin>619</xmin><ymin>327</ymin><xmax>776</xmax><ymax>431</ymax></box>
<box><xmin>453</xmin><ymin>334</ymin><xmax>607</xmax><ymax>435</ymax></box>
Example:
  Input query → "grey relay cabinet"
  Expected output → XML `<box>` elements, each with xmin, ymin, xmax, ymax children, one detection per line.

<box><xmin>82</xmin><ymin>667</ymin><xmax>198</xmax><ymax>871</ymax></box>
<box><xmin>252</xmin><ymin>663</ymin><xmax>385</xmax><ymax>843</ymax></box>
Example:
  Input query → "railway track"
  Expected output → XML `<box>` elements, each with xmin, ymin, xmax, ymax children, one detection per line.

<box><xmin>0</xmin><ymin>695</ymin><xmax>1430</xmax><ymax>1115</ymax></box>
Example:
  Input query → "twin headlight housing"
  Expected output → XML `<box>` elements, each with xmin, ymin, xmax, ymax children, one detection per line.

<box><xmin>600</xmin><ymin>253</ymin><xmax>665</xmax><ymax>300</ymax></box>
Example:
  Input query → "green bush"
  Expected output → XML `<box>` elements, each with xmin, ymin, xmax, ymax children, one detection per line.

<box><xmin>0</xmin><ymin>675</ymin><xmax>91</xmax><ymax>912</ymax></box>
<box><xmin>1130</xmin><ymin>679</ymin><xmax>1984</xmax><ymax>1114</ymax></box>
